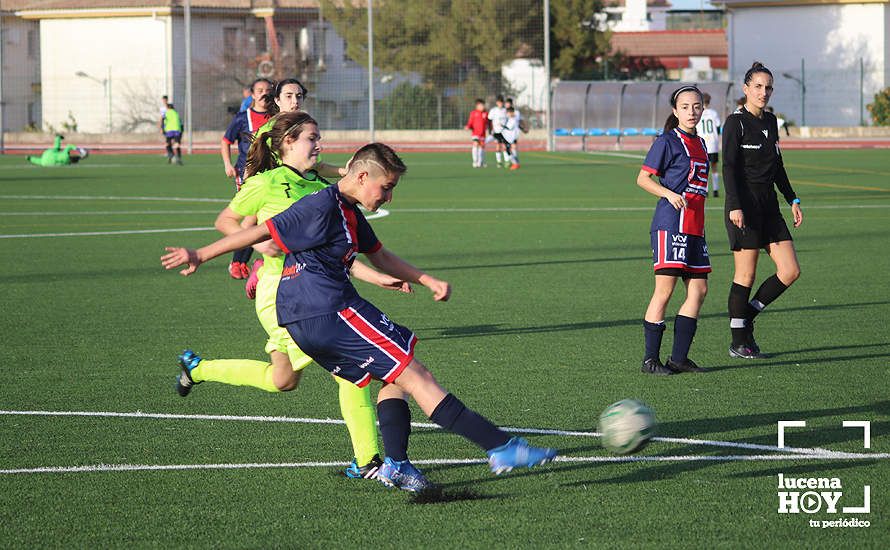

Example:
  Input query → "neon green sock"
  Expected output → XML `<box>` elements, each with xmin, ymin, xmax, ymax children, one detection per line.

<box><xmin>191</xmin><ymin>359</ymin><xmax>280</xmax><ymax>393</ymax></box>
<box><xmin>335</xmin><ymin>376</ymin><xmax>379</xmax><ymax>464</ymax></box>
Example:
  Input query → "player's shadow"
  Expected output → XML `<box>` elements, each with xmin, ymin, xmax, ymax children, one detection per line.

<box><xmin>416</xmin><ymin>300</ymin><xmax>890</xmax><ymax>343</ymax></box>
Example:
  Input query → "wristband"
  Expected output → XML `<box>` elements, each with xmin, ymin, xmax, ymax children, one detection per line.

<box><xmin>792</xmin><ymin>198</ymin><xmax>801</xmax><ymax>205</ymax></box>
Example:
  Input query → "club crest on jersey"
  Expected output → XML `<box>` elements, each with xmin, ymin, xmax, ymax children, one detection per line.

<box><xmin>762</xmin><ymin>129</ymin><xmax>769</xmax><ymax>138</ymax></box>
<box><xmin>379</xmin><ymin>313</ymin><xmax>395</xmax><ymax>331</ymax></box>
<box><xmin>688</xmin><ymin>160</ymin><xmax>709</xmax><ymax>185</ymax></box>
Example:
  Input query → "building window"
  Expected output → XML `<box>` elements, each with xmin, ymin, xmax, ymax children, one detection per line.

<box><xmin>27</xmin><ymin>29</ymin><xmax>38</xmax><ymax>59</ymax></box>
<box><xmin>223</xmin><ymin>27</ymin><xmax>239</xmax><ymax>62</ymax></box>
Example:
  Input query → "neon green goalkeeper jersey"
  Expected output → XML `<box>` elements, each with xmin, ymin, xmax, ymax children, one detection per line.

<box><xmin>229</xmin><ymin>165</ymin><xmax>330</xmax><ymax>273</ymax></box>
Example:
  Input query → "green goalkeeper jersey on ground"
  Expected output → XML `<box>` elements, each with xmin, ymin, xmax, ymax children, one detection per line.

<box><xmin>228</xmin><ymin>165</ymin><xmax>330</xmax><ymax>273</ymax></box>
<box><xmin>28</xmin><ymin>135</ymin><xmax>76</xmax><ymax>166</ymax></box>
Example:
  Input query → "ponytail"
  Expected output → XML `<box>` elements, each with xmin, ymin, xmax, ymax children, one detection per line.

<box><xmin>663</xmin><ymin>114</ymin><xmax>679</xmax><ymax>134</ymax></box>
<box><xmin>244</xmin><ymin>131</ymin><xmax>276</xmax><ymax>179</ymax></box>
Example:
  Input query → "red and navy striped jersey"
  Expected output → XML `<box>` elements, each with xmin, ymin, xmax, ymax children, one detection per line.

<box><xmin>642</xmin><ymin>127</ymin><xmax>710</xmax><ymax>236</ymax></box>
<box><xmin>222</xmin><ymin>108</ymin><xmax>271</xmax><ymax>178</ymax></box>
<box><xmin>266</xmin><ymin>185</ymin><xmax>382</xmax><ymax>325</ymax></box>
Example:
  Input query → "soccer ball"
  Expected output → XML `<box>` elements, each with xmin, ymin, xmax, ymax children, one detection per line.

<box><xmin>597</xmin><ymin>399</ymin><xmax>656</xmax><ymax>455</ymax></box>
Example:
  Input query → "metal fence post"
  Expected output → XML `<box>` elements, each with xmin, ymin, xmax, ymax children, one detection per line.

<box><xmin>367</xmin><ymin>0</ymin><xmax>374</xmax><ymax>142</ymax></box>
<box><xmin>544</xmin><ymin>0</ymin><xmax>553</xmax><ymax>152</ymax></box>
<box><xmin>184</xmin><ymin>0</ymin><xmax>193</xmax><ymax>154</ymax></box>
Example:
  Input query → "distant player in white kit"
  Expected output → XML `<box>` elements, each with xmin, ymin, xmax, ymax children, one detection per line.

<box><xmin>696</xmin><ymin>93</ymin><xmax>721</xmax><ymax>198</ymax></box>
<box><xmin>488</xmin><ymin>96</ymin><xmax>508</xmax><ymax>167</ymax></box>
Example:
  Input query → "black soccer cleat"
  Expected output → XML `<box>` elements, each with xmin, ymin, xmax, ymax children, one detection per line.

<box><xmin>666</xmin><ymin>357</ymin><xmax>707</xmax><ymax>373</ymax></box>
<box><xmin>175</xmin><ymin>349</ymin><xmax>202</xmax><ymax>397</ymax></box>
<box><xmin>344</xmin><ymin>454</ymin><xmax>383</xmax><ymax>480</ymax></box>
<box><xmin>728</xmin><ymin>344</ymin><xmax>764</xmax><ymax>359</ymax></box>
<box><xmin>745</xmin><ymin>319</ymin><xmax>762</xmax><ymax>355</ymax></box>
<box><xmin>641</xmin><ymin>357</ymin><xmax>675</xmax><ymax>375</ymax></box>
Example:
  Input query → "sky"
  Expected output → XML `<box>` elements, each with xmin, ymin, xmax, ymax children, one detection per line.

<box><xmin>668</xmin><ymin>0</ymin><xmax>717</xmax><ymax>9</ymax></box>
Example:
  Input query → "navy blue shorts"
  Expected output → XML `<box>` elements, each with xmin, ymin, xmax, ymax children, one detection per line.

<box><xmin>651</xmin><ymin>230</ymin><xmax>711</xmax><ymax>275</ymax></box>
<box><xmin>284</xmin><ymin>300</ymin><xmax>417</xmax><ymax>387</ymax></box>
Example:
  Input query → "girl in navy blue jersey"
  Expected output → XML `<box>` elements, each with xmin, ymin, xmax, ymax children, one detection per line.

<box><xmin>162</xmin><ymin>143</ymin><xmax>557</xmax><ymax>491</ymax></box>
<box><xmin>636</xmin><ymin>86</ymin><xmax>711</xmax><ymax>375</ymax></box>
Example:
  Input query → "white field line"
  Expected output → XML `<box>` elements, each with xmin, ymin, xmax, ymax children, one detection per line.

<box><xmin>0</xmin><ymin>409</ymin><xmax>874</xmax><ymax>459</ymax></box>
<box><xmin>3</xmin><ymin>453</ymin><xmax>890</xmax><ymax>476</ymax></box>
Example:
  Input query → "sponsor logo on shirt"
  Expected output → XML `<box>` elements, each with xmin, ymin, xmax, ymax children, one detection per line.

<box><xmin>281</xmin><ymin>262</ymin><xmax>306</xmax><ymax>279</ymax></box>
<box><xmin>742</xmin><ymin>144</ymin><xmax>762</xmax><ymax>149</ymax></box>
<box><xmin>358</xmin><ymin>356</ymin><xmax>375</xmax><ymax>369</ymax></box>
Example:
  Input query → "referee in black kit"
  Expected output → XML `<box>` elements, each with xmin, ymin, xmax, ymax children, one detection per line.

<box><xmin>723</xmin><ymin>61</ymin><xmax>804</xmax><ymax>359</ymax></box>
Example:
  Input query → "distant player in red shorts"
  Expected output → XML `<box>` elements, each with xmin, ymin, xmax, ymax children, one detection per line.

<box><xmin>465</xmin><ymin>99</ymin><xmax>488</xmax><ymax>168</ymax></box>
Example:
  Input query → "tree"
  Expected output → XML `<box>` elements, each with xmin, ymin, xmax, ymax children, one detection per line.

<box><xmin>550</xmin><ymin>0</ymin><xmax>611</xmax><ymax>79</ymax></box>
<box><xmin>867</xmin><ymin>87</ymin><xmax>890</xmax><ymax>126</ymax></box>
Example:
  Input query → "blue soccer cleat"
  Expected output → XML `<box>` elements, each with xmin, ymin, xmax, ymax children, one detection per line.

<box><xmin>377</xmin><ymin>457</ymin><xmax>433</xmax><ymax>493</ymax></box>
<box><xmin>345</xmin><ymin>454</ymin><xmax>383</xmax><ymax>480</ymax></box>
<box><xmin>487</xmin><ymin>437</ymin><xmax>558</xmax><ymax>475</ymax></box>
<box><xmin>175</xmin><ymin>349</ymin><xmax>202</xmax><ymax>397</ymax></box>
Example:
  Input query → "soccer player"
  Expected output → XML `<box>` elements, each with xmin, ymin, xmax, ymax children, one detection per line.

<box><xmin>26</xmin><ymin>135</ymin><xmax>88</xmax><ymax>166</ymax></box>
<box><xmin>162</xmin><ymin>143</ymin><xmax>558</xmax><ymax>491</ymax></box>
<box><xmin>724</xmin><ymin>62</ymin><xmax>803</xmax><ymax>359</ymax></box>
<box><xmin>162</xmin><ymin>103</ymin><xmax>184</xmax><ymax>165</ymax></box>
<box><xmin>176</xmin><ymin>112</ymin><xmax>408</xmax><ymax>479</ymax></box>
<box><xmin>695</xmin><ymin>93</ymin><xmax>721</xmax><ymax>197</ymax></box>
<box><xmin>221</xmin><ymin>78</ymin><xmax>274</xmax><ymax>279</ymax></box>
<box><xmin>505</xmin><ymin>98</ymin><xmax>522</xmax><ymax>164</ymax></box>
<box><xmin>488</xmin><ymin>95</ymin><xmax>508</xmax><ymax>167</ymax></box>
<box><xmin>637</xmin><ymin>86</ymin><xmax>711</xmax><ymax>375</ymax></box>
<box><xmin>465</xmin><ymin>99</ymin><xmax>488</xmax><ymax>167</ymax></box>
<box><xmin>238</xmin><ymin>86</ymin><xmax>252</xmax><ymax>113</ymax></box>
<box><xmin>502</xmin><ymin>107</ymin><xmax>520</xmax><ymax>170</ymax></box>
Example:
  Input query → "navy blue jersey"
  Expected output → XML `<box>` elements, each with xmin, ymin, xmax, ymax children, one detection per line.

<box><xmin>642</xmin><ymin>128</ymin><xmax>710</xmax><ymax>236</ymax></box>
<box><xmin>222</xmin><ymin>108</ymin><xmax>271</xmax><ymax>178</ymax></box>
<box><xmin>266</xmin><ymin>185</ymin><xmax>383</xmax><ymax>324</ymax></box>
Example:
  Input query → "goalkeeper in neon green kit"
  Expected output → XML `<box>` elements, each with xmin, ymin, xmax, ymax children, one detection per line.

<box><xmin>27</xmin><ymin>135</ymin><xmax>88</xmax><ymax>166</ymax></box>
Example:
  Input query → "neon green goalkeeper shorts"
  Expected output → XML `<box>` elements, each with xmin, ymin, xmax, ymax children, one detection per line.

<box><xmin>254</xmin><ymin>264</ymin><xmax>313</xmax><ymax>371</ymax></box>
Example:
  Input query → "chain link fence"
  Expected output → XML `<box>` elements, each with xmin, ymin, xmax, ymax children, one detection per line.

<box><xmin>0</xmin><ymin>1</ymin><xmax>547</xmax><ymax>148</ymax></box>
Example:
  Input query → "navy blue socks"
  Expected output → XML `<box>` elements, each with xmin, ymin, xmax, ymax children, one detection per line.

<box><xmin>377</xmin><ymin>398</ymin><xmax>411</xmax><ymax>461</ymax></box>
<box><xmin>430</xmin><ymin>393</ymin><xmax>510</xmax><ymax>452</ymax></box>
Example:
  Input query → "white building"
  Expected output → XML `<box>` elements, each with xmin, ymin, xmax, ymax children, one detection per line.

<box><xmin>598</xmin><ymin>0</ymin><xmax>672</xmax><ymax>32</ymax></box>
<box><xmin>3</xmin><ymin>1</ymin><xmax>385</xmax><ymax>133</ymax></box>
<box><xmin>714</xmin><ymin>0</ymin><xmax>889</xmax><ymax>126</ymax></box>
<box><xmin>0</xmin><ymin>11</ymin><xmax>41</xmax><ymax>131</ymax></box>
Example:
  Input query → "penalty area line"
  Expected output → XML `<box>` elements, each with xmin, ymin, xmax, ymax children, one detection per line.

<box><xmin>3</xmin><ymin>453</ymin><xmax>889</xmax><ymax>475</ymax></box>
<box><xmin>0</xmin><ymin>409</ymin><xmax>867</xmax><ymax>458</ymax></box>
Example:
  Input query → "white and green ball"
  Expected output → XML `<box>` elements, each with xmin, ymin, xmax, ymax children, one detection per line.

<box><xmin>598</xmin><ymin>399</ymin><xmax>656</xmax><ymax>455</ymax></box>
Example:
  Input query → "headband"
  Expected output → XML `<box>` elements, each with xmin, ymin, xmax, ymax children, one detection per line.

<box><xmin>671</xmin><ymin>86</ymin><xmax>701</xmax><ymax>105</ymax></box>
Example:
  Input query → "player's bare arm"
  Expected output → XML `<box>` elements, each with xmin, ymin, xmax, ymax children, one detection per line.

<box><xmin>365</xmin><ymin>247</ymin><xmax>450</xmax><ymax>301</ymax></box>
<box><xmin>636</xmin><ymin>170</ymin><xmax>687</xmax><ymax>210</ymax></box>
<box><xmin>162</xmin><ymin>223</ymin><xmax>271</xmax><ymax>275</ymax></box>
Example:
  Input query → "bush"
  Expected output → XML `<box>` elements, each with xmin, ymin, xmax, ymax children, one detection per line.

<box><xmin>866</xmin><ymin>87</ymin><xmax>890</xmax><ymax>126</ymax></box>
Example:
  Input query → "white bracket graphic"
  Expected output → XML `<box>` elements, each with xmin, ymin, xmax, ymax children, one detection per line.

<box><xmin>777</xmin><ymin>420</ymin><xmax>807</xmax><ymax>448</ymax></box>
<box><xmin>842</xmin><ymin>421</ymin><xmax>871</xmax><ymax>449</ymax></box>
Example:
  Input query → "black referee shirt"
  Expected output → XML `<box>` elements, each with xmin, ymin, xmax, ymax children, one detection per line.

<box><xmin>722</xmin><ymin>106</ymin><xmax>797</xmax><ymax>212</ymax></box>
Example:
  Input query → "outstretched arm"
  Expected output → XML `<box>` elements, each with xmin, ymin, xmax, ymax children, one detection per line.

<box><xmin>364</xmin><ymin>246</ymin><xmax>450</xmax><ymax>301</ymax></box>
<box><xmin>351</xmin><ymin>260</ymin><xmax>412</xmax><ymax>293</ymax></box>
<box><xmin>161</xmin><ymin>223</ymin><xmax>271</xmax><ymax>275</ymax></box>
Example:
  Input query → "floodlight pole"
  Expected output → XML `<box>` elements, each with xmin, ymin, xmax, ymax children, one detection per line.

<box><xmin>544</xmin><ymin>0</ymin><xmax>552</xmax><ymax>152</ymax></box>
<box><xmin>0</xmin><ymin>15</ymin><xmax>5</xmax><ymax>154</ymax></box>
<box><xmin>367</xmin><ymin>0</ymin><xmax>375</xmax><ymax>142</ymax></box>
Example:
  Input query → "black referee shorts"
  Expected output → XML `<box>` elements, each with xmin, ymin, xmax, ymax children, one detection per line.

<box><xmin>725</xmin><ymin>198</ymin><xmax>792</xmax><ymax>251</ymax></box>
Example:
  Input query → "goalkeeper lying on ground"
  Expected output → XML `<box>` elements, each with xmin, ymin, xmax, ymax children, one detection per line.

<box><xmin>27</xmin><ymin>135</ymin><xmax>89</xmax><ymax>166</ymax></box>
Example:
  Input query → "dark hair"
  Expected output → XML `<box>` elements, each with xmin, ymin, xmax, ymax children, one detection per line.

<box><xmin>506</xmin><ymin>106</ymin><xmax>515</xmax><ymax>113</ymax></box>
<box><xmin>244</xmin><ymin>111</ymin><xmax>317</xmax><ymax>178</ymax></box>
<box><xmin>475</xmin><ymin>98</ymin><xmax>484</xmax><ymax>104</ymax></box>
<box><xmin>496</xmin><ymin>95</ymin><xmax>504</xmax><ymax>103</ymax></box>
<box><xmin>744</xmin><ymin>61</ymin><xmax>773</xmax><ymax>85</ymax></box>
<box><xmin>250</xmin><ymin>78</ymin><xmax>274</xmax><ymax>92</ymax></box>
<box><xmin>663</xmin><ymin>85</ymin><xmax>703</xmax><ymax>133</ymax></box>
<box><xmin>267</xmin><ymin>78</ymin><xmax>309</xmax><ymax>116</ymax></box>
<box><xmin>701</xmin><ymin>92</ymin><xmax>711</xmax><ymax>105</ymax></box>
<box><xmin>348</xmin><ymin>143</ymin><xmax>407</xmax><ymax>178</ymax></box>
<box><xmin>505</xmin><ymin>98</ymin><xmax>514</xmax><ymax>104</ymax></box>
<box><xmin>167</xmin><ymin>103</ymin><xmax>174</xmax><ymax>108</ymax></box>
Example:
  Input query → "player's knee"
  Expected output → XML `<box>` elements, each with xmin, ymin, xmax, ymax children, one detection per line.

<box><xmin>779</xmin><ymin>266</ymin><xmax>800</xmax><ymax>285</ymax></box>
<box><xmin>274</xmin><ymin>368</ymin><xmax>301</xmax><ymax>391</ymax></box>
